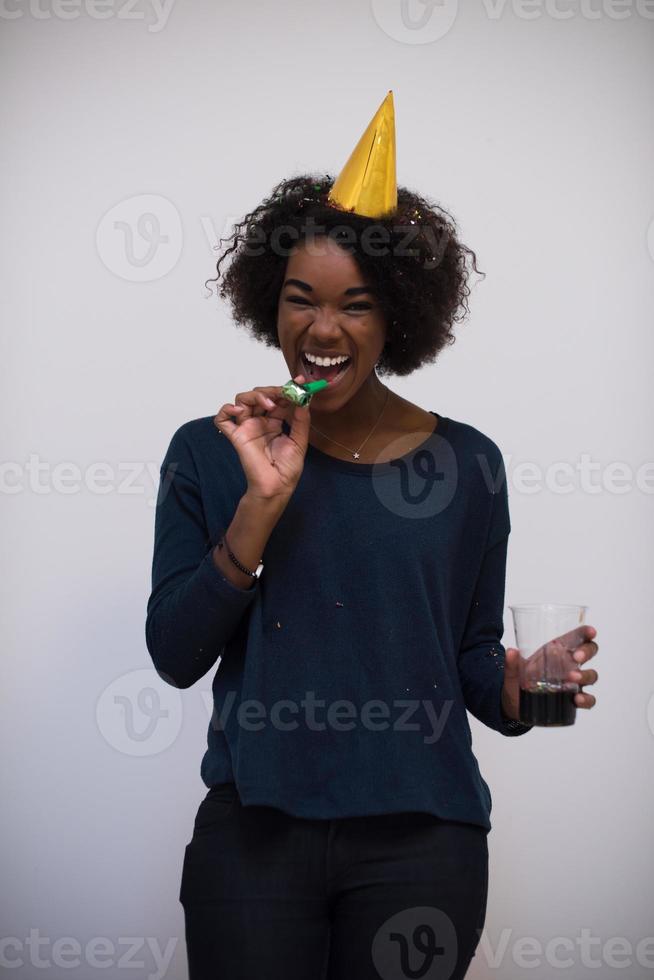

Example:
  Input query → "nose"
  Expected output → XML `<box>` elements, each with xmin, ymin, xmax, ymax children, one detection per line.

<box><xmin>304</xmin><ymin>308</ymin><xmax>347</xmax><ymax>344</ymax></box>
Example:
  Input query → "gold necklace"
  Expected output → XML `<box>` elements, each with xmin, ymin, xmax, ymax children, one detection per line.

<box><xmin>309</xmin><ymin>387</ymin><xmax>390</xmax><ymax>460</ymax></box>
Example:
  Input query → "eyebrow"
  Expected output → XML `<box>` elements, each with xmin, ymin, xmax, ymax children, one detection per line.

<box><xmin>282</xmin><ymin>278</ymin><xmax>376</xmax><ymax>297</ymax></box>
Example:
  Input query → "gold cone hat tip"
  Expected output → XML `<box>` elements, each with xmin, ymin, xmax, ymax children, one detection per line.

<box><xmin>327</xmin><ymin>90</ymin><xmax>397</xmax><ymax>219</ymax></box>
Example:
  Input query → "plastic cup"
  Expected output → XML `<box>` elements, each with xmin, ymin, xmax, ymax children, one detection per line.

<box><xmin>509</xmin><ymin>603</ymin><xmax>588</xmax><ymax>727</ymax></box>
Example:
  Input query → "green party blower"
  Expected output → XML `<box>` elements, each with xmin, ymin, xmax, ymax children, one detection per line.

<box><xmin>280</xmin><ymin>378</ymin><xmax>328</xmax><ymax>407</ymax></box>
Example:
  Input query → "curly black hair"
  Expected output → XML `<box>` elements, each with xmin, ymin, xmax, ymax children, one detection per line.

<box><xmin>205</xmin><ymin>174</ymin><xmax>484</xmax><ymax>377</ymax></box>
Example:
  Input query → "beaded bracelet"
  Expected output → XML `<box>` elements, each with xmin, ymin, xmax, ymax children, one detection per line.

<box><xmin>217</xmin><ymin>534</ymin><xmax>263</xmax><ymax>579</ymax></box>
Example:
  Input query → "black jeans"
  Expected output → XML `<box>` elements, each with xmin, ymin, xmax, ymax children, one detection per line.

<box><xmin>180</xmin><ymin>782</ymin><xmax>489</xmax><ymax>980</ymax></box>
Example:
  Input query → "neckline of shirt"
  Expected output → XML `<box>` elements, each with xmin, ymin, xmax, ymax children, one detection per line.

<box><xmin>303</xmin><ymin>412</ymin><xmax>449</xmax><ymax>477</ymax></box>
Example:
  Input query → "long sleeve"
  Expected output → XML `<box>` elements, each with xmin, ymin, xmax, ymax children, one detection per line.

<box><xmin>145</xmin><ymin>425</ymin><xmax>258</xmax><ymax>690</ymax></box>
<box><xmin>457</xmin><ymin>454</ymin><xmax>533</xmax><ymax>737</ymax></box>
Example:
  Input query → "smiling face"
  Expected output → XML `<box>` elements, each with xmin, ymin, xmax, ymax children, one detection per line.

<box><xmin>276</xmin><ymin>235</ymin><xmax>388</xmax><ymax>413</ymax></box>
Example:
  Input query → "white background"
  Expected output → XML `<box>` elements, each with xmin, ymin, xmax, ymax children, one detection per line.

<box><xmin>2</xmin><ymin>1</ymin><xmax>653</xmax><ymax>978</ymax></box>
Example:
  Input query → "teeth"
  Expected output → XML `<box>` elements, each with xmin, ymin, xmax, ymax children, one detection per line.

<box><xmin>303</xmin><ymin>352</ymin><xmax>350</xmax><ymax>367</ymax></box>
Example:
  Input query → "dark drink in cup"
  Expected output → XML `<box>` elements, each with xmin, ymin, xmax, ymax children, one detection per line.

<box><xmin>519</xmin><ymin>683</ymin><xmax>577</xmax><ymax>727</ymax></box>
<box><xmin>509</xmin><ymin>604</ymin><xmax>588</xmax><ymax>728</ymax></box>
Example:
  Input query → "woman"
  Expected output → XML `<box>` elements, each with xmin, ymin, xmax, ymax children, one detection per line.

<box><xmin>145</xmin><ymin>157</ymin><xmax>599</xmax><ymax>977</ymax></box>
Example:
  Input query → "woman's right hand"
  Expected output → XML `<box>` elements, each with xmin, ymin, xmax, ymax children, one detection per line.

<box><xmin>213</xmin><ymin>374</ymin><xmax>313</xmax><ymax>501</ymax></box>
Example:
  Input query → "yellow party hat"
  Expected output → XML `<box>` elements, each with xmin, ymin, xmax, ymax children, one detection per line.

<box><xmin>327</xmin><ymin>90</ymin><xmax>397</xmax><ymax>219</ymax></box>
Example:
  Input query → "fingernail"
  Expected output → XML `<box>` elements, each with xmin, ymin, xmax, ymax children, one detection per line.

<box><xmin>574</xmin><ymin>650</ymin><xmax>584</xmax><ymax>662</ymax></box>
<box><xmin>265</xmin><ymin>397</ymin><xmax>275</xmax><ymax>408</ymax></box>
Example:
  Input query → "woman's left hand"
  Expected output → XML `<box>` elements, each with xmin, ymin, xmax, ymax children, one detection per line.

<box><xmin>501</xmin><ymin>625</ymin><xmax>599</xmax><ymax>722</ymax></box>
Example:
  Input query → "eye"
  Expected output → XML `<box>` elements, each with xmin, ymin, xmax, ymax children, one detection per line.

<box><xmin>286</xmin><ymin>296</ymin><xmax>372</xmax><ymax>312</ymax></box>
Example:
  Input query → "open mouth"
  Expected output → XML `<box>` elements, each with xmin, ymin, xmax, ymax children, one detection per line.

<box><xmin>299</xmin><ymin>353</ymin><xmax>352</xmax><ymax>385</ymax></box>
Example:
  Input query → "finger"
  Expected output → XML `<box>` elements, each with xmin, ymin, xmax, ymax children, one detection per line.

<box><xmin>286</xmin><ymin>399</ymin><xmax>312</xmax><ymax>455</ymax></box>
<box><xmin>567</xmin><ymin>668</ymin><xmax>599</xmax><ymax>687</ymax></box>
<box><xmin>256</xmin><ymin>392</ymin><xmax>291</xmax><ymax>420</ymax></box>
<box><xmin>256</xmin><ymin>391</ymin><xmax>277</xmax><ymax>413</ymax></box>
<box><xmin>253</xmin><ymin>386</ymin><xmax>285</xmax><ymax>400</ymax></box>
<box><xmin>234</xmin><ymin>390</ymin><xmax>273</xmax><ymax>411</ymax></box>
<box><xmin>234</xmin><ymin>390</ymin><xmax>277</xmax><ymax>419</ymax></box>
<box><xmin>574</xmin><ymin>691</ymin><xmax>596</xmax><ymax>708</ymax></box>
<box><xmin>572</xmin><ymin>639</ymin><xmax>599</xmax><ymax>665</ymax></box>
<box><xmin>573</xmin><ymin>625</ymin><xmax>596</xmax><ymax>651</ymax></box>
<box><xmin>503</xmin><ymin>647</ymin><xmax>521</xmax><ymax>678</ymax></box>
<box><xmin>214</xmin><ymin>404</ymin><xmax>245</xmax><ymax>438</ymax></box>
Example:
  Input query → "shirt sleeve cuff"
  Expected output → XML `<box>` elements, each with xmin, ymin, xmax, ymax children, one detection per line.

<box><xmin>498</xmin><ymin>687</ymin><xmax>534</xmax><ymax>736</ymax></box>
<box><xmin>199</xmin><ymin>548</ymin><xmax>260</xmax><ymax>603</ymax></box>
<box><xmin>486</xmin><ymin>664</ymin><xmax>533</xmax><ymax>735</ymax></box>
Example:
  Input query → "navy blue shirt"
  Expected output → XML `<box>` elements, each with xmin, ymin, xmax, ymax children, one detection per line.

<box><xmin>145</xmin><ymin>411</ymin><xmax>532</xmax><ymax>833</ymax></box>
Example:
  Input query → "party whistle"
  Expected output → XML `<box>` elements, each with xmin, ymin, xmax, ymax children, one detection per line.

<box><xmin>280</xmin><ymin>378</ymin><xmax>328</xmax><ymax>407</ymax></box>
